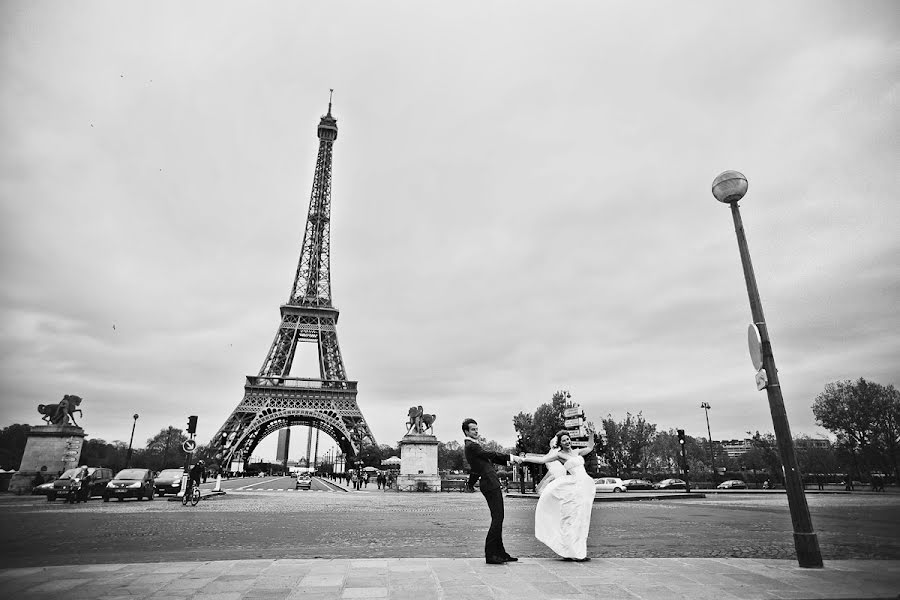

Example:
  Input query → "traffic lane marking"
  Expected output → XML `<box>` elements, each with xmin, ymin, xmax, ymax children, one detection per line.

<box><xmin>235</xmin><ymin>477</ymin><xmax>292</xmax><ymax>490</ymax></box>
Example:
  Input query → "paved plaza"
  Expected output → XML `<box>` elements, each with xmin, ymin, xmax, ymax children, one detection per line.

<box><xmin>2</xmin><ymin>557</ymin><xmax>898</xmax><ymax>599</ymax></box>
<box><xmin>2</xmin><ymin>480</ymin><xmax>898</xmax><ymax>598</ymax></box>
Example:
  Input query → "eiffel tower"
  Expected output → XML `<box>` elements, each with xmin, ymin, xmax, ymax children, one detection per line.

<box><xmin>212</xmin><ymin>94</ymin><xmax>376</xmax><ymax>469</ymax></box>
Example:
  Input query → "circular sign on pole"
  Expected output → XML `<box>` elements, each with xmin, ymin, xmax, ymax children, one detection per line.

<box><xmin>747</xmin><ymin>324</ymin><xmax>763</xmax><ymax>371</ymax></box>
<box><xmin>182</xmin><ymin>439</ymin><xmax>197</xmax><ymax>453</ymax></box>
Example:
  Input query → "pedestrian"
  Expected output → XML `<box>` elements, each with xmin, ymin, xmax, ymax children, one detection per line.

<box><xmin>364</xmin><ymin>473</ymin><xmax>369</xmax><ymax>488</ymax></box>
<box><xmin>462</xmin><ymin>417</ymin><xmax>523</xmax><ymax>564</ymax></box>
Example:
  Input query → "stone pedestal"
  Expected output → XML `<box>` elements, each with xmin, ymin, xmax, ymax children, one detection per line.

<box><xmin>397</xmin><ymin>434</ymin><xmax>439</xmax><ymax>492</ymax></box>
<box><xmin>8</xmin><ymin>425</ymin><xmax>85</xmax><ymax>494</ymax></box>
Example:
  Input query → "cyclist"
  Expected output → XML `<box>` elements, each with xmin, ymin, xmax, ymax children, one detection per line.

<box><xmin>187</xmin><ymin>460</ymin><xmax>204</xmax><ymax>495</ymax></box>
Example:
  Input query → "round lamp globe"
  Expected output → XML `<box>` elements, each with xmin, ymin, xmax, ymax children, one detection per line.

<box><xmin>712</xmin><ymin>171</ymin><xmax>748</xmax><ymax>203</ymax></box>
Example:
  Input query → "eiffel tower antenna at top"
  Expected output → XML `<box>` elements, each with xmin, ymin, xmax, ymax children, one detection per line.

<box><xmin>328</xmin><ymin>89</ymin><xmax>333</xmax><ymax>115</ymax></box>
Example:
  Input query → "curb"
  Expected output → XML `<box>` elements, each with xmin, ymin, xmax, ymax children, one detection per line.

<box><xmin>506</xmin><ymin>491</ymin><xmax>707</xmax><ymax>502</ymax></box>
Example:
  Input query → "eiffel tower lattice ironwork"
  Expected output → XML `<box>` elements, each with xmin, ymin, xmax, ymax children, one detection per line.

<box><xmin>212</xmin><ymin>95</ymin><xmax>376</xmax><ymax>469</ymax></box>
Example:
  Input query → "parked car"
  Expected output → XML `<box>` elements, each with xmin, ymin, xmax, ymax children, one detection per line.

<box><xmin>154</xmin><ymin>469</ymin><xmax>186</xmax><ymax>496</ymax></box>
<box><xmin>47</xmin><ymin>467</ymin><xmax>114</xmax><ymax>502</ymax></box>
<box><xmin>654</xmin><ymin>478</ymin><xmax>687</xmax><ymax>490</ymax></box>
<box><xmin>622</xmin><ymin>479</ymin><xmax>653</xmax><ymax>491</ymax></box>
<box><xmin>32</xmin><ymin>481</ymin><xmax>55</xmax><ymax>496</ymax></box>
<box><xmin>717</xmin><ymin>479</ymin><xmax>747</xmax><ymax>489</ymax></box>
<box><xmin>103</xmin><ymin>468</ymin><xmax>155</xmax><ymax>502</ymax></box>
<box><xmin>594</xmin><ymin>477</ymin><xmax>627</xmax><ymax>493</ymax></box>
<box><xmin>295</xmin><ymin>475</ymin><xmax>312</xmax><ymax>490</ymax></box>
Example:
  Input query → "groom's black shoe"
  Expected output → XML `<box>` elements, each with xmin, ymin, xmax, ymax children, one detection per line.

<box><xmin>485</xmin><ymin>555</ymin><xmax>507</xmax><ymax>565</ymax></box>
<box><xmin>502</xmin><ymin>554</ymin><xmax>518</xmax><ymax>562</ymax></box>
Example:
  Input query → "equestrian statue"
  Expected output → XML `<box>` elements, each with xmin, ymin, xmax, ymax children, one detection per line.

<box><xmin>405</xmin><ymin>405</ymin><xmax>436</xmax><ymax>435</ymax></box>
<box><xmin>37</xmin><ymin>395</ymin><xmax>83</xmax><ymax>426</ymax></box>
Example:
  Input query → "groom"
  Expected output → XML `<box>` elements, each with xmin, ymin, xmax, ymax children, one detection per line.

<box><xmin>462</xmin><ymin>418</ymin><xmax>522</xmax><ymax>564</ymax></box>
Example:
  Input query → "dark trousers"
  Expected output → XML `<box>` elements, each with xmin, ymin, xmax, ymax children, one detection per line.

<box><xmin>482</xmin><ymin>487</ymin><xmax>505</xmax><ymax>558</ymax></box>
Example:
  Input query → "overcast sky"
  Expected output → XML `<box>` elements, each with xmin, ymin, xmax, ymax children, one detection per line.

<box><xmin>1</xmin><ymin>1</ymin><xmax>897</xmax><ymax>462</ymax></box>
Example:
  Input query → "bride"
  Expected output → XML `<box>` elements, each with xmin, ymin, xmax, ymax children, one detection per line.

<box><xmin>521</xmin><ymin>429</ymin><xmax>597</xmax><ymax>561</ymax></box>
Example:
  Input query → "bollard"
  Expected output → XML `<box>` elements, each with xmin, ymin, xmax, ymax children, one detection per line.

<box><xmin>213</xmin><ymin>474</ymin><xmax>222</xmax><ymax>492</ymax></box>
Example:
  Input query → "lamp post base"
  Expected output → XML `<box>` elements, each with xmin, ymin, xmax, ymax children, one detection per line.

<box><xmin>793</xmin><ymin>532</ymin><xmax>824</xmax><ymax>568</ymax></box>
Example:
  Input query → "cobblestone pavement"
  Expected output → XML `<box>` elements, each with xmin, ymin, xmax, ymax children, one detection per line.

<box><xmin>1</xmin><ymin>557</ymin><xmax>898</xmax><ymax>600</ymax></box>
<box><xmin>1</xmin><ymin>487</ymin><xmax>898</xmax><ymax>569</ymax></box>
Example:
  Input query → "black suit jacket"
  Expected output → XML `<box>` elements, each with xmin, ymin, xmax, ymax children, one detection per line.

<box><xmin>464</xmin><ymin>439</ymin><xmax>510</xmax><ymax>492</ymax></box>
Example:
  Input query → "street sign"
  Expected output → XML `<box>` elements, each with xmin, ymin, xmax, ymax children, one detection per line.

<box><xmin>567</xmin><ymin>426</ymin><xmax>587</xmax><ymax>438</ymax></box>
<box><xmin>755</xmin><ymin>368</ymin><xmax>768</xmax><ymax>391</ymax></box>
<box><xmin>182</xmin><ymin>439</ymin><xmax>197</xmax><ymax>453</ymax></box>
<box><xmin>564</xmin><ymin>418</ymin><xmax>583</xmax><ymax>428</ymax></box>
<box><xmin>563</xmin><ymin>407</ymin><xmax>583</xmax><ymax>418</ymax></box>
<box><xmin>748</xmin><ymin>324</ymin><xmax>763</xmax><ymax>371</ymax></box>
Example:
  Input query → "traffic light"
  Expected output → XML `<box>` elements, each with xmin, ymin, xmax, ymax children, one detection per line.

<box><xmin>677</xmin><ymin>429</ymin><xmax>685</xmax><ymax>445</ymax></box>
<box><xmin>187</xmin><ymin>415</ymin><xmax>198</xmax><ymax>435</ymax></box>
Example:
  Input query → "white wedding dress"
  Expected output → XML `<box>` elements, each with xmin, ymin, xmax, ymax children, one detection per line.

<box><xmin>534</xmin><ymin>453</ymin><xmax>596</xmax><ymax>560</ymax></box>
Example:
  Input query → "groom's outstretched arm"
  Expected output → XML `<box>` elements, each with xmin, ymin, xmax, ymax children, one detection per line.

<box><xmin>469</xmin><ymin>442</ymin><xmax>516</xmax><ymax>465</ymax></box>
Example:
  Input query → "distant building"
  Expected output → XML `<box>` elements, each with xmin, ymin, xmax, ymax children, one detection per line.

<box><xmin>716</xmin><ymin>436</ymin><xmax>831</xmax><ymax>458</ymax></box>
<box><xmin>276</xmin><ymin>429</ymin><xmax>291</xmax><ymax>464</ymax></box>
<box><xmin>719</xmin><ymin>439</ymin><xmax>753</xmax><ymax>459</ymax></box>
<box><xmin>794</xmin><ymin>438</ymin><xmax>831</xmax><ymax>450</ymax></box>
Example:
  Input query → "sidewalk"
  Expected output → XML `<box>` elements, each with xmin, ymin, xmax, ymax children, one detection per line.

<box><xmin>1</xmin><ymin>557</ymin><xmax>897</xmax><ymax>599</ymax></box>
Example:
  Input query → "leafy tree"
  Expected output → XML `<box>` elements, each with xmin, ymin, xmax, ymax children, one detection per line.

<box><xmin>512</xmin><ymin>390</ymin><xmax>571</xmax><ymax>454</ymax></box>
<box><xmin>867</xmin><ymin>383</ymin><xmax>900</xmax><ymax>482</ymax></box>
<box><xmin>598</xmin><ymin>412</ymin><xmax>656</xmax><ymax>476</ymax></box>
<box><xmin>793</xmin><ymin>435</ymin><xmax>838</xmax><ymax>480</ymax></box>
<box><xmin>740</xmin><ymin>431</ymin><xmax>782</xmax><ymax>484</ymax></box>
<box><xmin>438</xmin><ymin>440</ymin><xmax>465</xmax><ymax>471</ymax></box>
<box><xmin>643</xmin><ymin>428</ymin><xmax>705</xmax><ymax>479</ymax></box>
<box><xmin>600</xmin><ymin>416</ymin><xmax>626</xmax><ymax>476</ymax></box>
<box><xmin>191</xmin><ymin>443</ymin><xmax>223</xmax><ymax>474</ymax></box>
<box><xmin>0</xmin><ymin>424</ymin><xmax>31</xmax><ymax>470</ymax></box>
<box><xmin>354</xmin><ymin>443</ymin><xmax>396</xmax><ymax>468</ymax></box>
<box><xmin>813</xmin><ymin>378</ymin><xmax>899</xmax><ymax>481</ymax></box>
<box><xmin>144</xmin><ymin>427</ymin><xmax>189</xmax><ymax>470</ymax></box>
<box><xmin>79</xmin><ymin>438</ymin><xmax>129</xmax><ymax>471</ymax></box>
<box><xmin>511</xmin><ymin>412</ymin><xmax>536</xmax><ymax>454</ymax></box>
<box><xmin>647</xmin><ymin>429</ymin><xmax>680</xmax><ymax>473</ymax></box>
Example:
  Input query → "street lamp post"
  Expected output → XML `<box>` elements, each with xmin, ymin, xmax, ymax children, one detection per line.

<box><xmin>125</xmin><ymin>413</ymin><xmax>139</xmax><ymax>468</ymax></box>
<box><xmin>712</xmin><ymin>171</ymin><xmax>823</xmax><ymax>568</ymax></box>
<box><xmin>700</xmin><ymin>402</ymin><xmax>716</xmax><ymax>484</ymax></box>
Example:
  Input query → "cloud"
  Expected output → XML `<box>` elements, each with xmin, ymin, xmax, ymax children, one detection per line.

<box><xmin>1</xmin><ymin>1</ymin><xmax>897</xmax><ymax>460</ymax></box>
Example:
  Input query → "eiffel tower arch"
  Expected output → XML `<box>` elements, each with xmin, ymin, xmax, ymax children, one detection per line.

<box><xmin>212</xmin><ymin>94</ymin><xmax>376</xmax><ymax>470</ymax></box>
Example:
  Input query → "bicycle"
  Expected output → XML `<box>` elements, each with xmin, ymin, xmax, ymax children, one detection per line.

<box><xmin>181</xmin><ymin>483</ymin><xmax>201</xmax><ymax>507</ymax></box>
